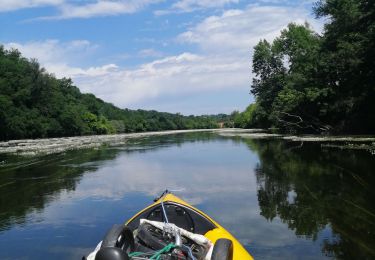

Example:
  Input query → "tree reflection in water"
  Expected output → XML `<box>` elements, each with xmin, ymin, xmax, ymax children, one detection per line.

<box><xmin>246</xmin><ymin>139</ymin><xmax>375</xmax><ymax>259</ymax></box>
<box><xmin>0</xmin><ymin>132</ymin><xmax>217</xmax><ymax>232</ymax></box>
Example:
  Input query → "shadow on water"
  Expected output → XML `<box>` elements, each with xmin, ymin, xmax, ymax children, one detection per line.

<box><xmin>0</xmin><ymin>132</ymin><xmax>218</xmax><ymax>233</ymax></box>
<box><xmin>0</xmin><ymin>148</ymin><xmax>118</xmax><ymax>232</ymax></box>
<box><xmin>0</xmin><ymin>132</ymin><xmax>374</xmax><ymax>259</ymax></box>
<box><xmin>244</xmin><ymin>139</ymin><xmax>375</xmax><ymax>259</ymax></box>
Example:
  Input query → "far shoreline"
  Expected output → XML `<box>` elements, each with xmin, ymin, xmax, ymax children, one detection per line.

<box><xmin>1</xmin><ymin>128</ymin><xmax>374</xmax><ymax>156</ymax></box>
<box><xmin>0</xmin><ymin>129</ymin><xmax>224</xmax><ymax>156</ymax></box>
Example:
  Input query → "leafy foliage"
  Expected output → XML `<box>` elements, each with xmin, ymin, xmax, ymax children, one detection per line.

<box><xmin>0</xmin><ymin>47</ymin><xmax>218</xmax><ymax>140</ymax></box>
<box><xmin>233</xmin><ymin>104</ymin><xmax>258</xmax><ymax>128</ymax></box>
<box><xmin>238</xmin><ymin>0</ymin><xmax>375</xmax><ymax>134</ymax></box>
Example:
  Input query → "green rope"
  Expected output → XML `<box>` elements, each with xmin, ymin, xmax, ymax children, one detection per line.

<box><xmin>128</xmin><ymin>243</ymin><xmax>176</xmax><ymax>259</ymax></box>
<box><xmin>128</xmin><ymin>251</ymin><xmax>148</xmax><ymax>257</ymax></box>
<box><xmin>150</xmin><ymin>243</ymin><xmax>176</xmax><ymax>260</ymax></box>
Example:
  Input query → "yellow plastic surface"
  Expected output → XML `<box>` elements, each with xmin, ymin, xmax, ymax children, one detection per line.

<box><xmin>126</xmin><ymin>193</ymin><xmax>253</xmax><ymax>260</ymax></box>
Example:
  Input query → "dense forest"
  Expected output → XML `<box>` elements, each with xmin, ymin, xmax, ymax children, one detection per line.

<box><xmin>0</xmin><ymin>47</ymin><xmax>223</xmax><ymax>141</ymax></box>
<box><xmin>234</xmin><ymin>0</ymin><xmax>375</xmax><ymax>134</ymax></box>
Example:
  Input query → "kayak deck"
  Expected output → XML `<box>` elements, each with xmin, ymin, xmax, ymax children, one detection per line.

<box><xmin>125</xmin><ymin>193</ymin><xmax>253</xmax><ymax>260</ymax></box>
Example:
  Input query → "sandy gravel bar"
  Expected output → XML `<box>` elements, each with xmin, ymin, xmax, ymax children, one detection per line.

<box><xmin>218</xmin><ymin>132</ymin><xmax>282</xmax><ymax>139</ymax></box>
<box><xmin>0</xmin><ymin>129</ymin><xmax>221</xmax><ymax>156</ymax></box>
<box><xmin>218</xmin><ymin>130</ymin><xmax>375</xmax><ymax>142</ymax></box>
<box><xmin>282</xmin><ymin>136</ymin><xmax>375</xmax><ymax>142</ymax></box>
<box><xmin>2</xmin><ymin>128</ymin><xmax>375</xmax><ymax>155</ymax></box>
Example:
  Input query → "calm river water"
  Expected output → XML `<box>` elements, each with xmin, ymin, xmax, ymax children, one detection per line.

<box><xmin>0</xmin><ymin>132</ymin><xmax>374</xmax><ymax>259</ymax></box>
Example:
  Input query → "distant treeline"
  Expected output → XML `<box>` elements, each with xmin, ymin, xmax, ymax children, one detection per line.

<box><xmin>0</xmin><ymin>47</ymin><xmax>224</xmax><ymax>141</ymax></box>
<box><xmin>234</xmin><ymin>0</ymin><xmax>375</xmax><ymax>134</ymax></box>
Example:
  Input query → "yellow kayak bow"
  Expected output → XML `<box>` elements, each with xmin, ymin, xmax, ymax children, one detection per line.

<box><xmin>126</xmin><ymin>193</ymin><xmax>253</xmax><ymax>260</ymax></box>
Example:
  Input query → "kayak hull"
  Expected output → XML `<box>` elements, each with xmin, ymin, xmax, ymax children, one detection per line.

<box><xmin>126</xmin><ymin>193</ymin><xmax>253</xmax><ymax>260</ymax></box>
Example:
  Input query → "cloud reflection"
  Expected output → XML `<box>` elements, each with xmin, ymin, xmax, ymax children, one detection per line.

<box><xmin>47</xmin><ymin>139</ymin><xmax>324</xmax><ymax>254</ymax></box>
<box><xmin>0</xmin><ymin>135</ymin><xmax>331</xmax><ymax>259</ymax></box>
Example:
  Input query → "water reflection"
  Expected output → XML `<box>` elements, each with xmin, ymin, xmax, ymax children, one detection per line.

<box><xmin>246</xmin><ymin>139</ymin><xmax>375</xmax><ymax>259</ymax></box>
<box><xmin>0</xmin><ymin>149</ymin><xmax>119</xmax><ymax>232</ymax></box>
<box><xmin>0</xmin><ymin>133</ymin><xmax>374</xmax><ymax>259</ymax></box>
<box><xmin>0</xmin><ymin>133</ymin><xmax>217</xmax><ymax>232</ymax></box>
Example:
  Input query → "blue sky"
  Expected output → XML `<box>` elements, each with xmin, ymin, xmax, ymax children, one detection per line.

<box><xmin>0</xmin><ymin>0</ymin><xmax>322</xmax><ymax>115</ymax></box>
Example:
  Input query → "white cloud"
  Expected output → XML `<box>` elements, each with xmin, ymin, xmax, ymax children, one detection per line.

<box><xmin>83</xmin><ymin>5</ymin><xmax>320</xmax><ymax>110</ymax></box>
<box><xmin>3</xmin><ymin>4</ymin><xmax>323</xmax><ymax>113</ymax></box>
<box><xmin>0</xmin><ymin>0</ymin><xmax>62</xmax><ymax>12</ymax></box>
<box><xmin>4</xmin><ymin>39</ymin><xmax>103</xmax><ymax>78</ymax></box>
<box><xmin>138</xmin><ymin>48</ymin><xmax>164</xmax><ymax>58</ymax></box>
<box><xmin>75</xmin><ymin>53</ymin><xmax>249</xmax><ymax>106</ymax></box>
<box><xmin>56</xmin><ymin>0</ymin><xmax>161</xmax><ymax>19</ymax></box>
<box><xmin>4</xmin><ymin>39</ymin><xmax>248</xmax><ymax>109</ymax></box>
<box><xmin>154</xmin><ymin>0</ymin><xmax>240</xmax><ymax>15</ymax></box>
<box><xmin>178</xmin><ymin>5</ymin><xmax>322</xmax><ymax>54</ymax></box>
<box><xmin>1</xmin><ymin>0</ymin><xmax>237</xmax><ymax>18</ymax></box>
<box><xmin>172</xmin><ymin>0</ymin><xmax>239</xmax><ymax>12</ymax></box>
<box><xmin>5</xmin><ymin>39</ymin><xmax>95</xmax><ymax>62</ymax></box>
<box><xmin>0</xmin><ymin>0</ymin><xmax>161</xmax><ymax>18</ymax></box>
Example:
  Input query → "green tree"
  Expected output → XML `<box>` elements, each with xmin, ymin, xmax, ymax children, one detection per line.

<box><xmin>0</xmin><ymin>46</ymin><xmax>222</xmax><ymax>140</ymax></box>
<box><xmin>251</xmin><ymin>23</ymin><xmax>325</xmax><ymax>132</ymax></box>
<box><xmin>246</xmin><ymin>1</ymin><xmax>375</xmax><ymax>134</ymax></box>
<box><xmin>314</xmin><ymin>0</ymin><xmax>375</xmax><ymax>133</ymax></box>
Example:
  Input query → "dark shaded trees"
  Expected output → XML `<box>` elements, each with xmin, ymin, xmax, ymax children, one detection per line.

<box><xmin>250</xmin><ymin>23</ymin><xmax>326</xmax><ymax>133</ymax></box>
<box><xmin>239</xmin><ymin>0</ymin><xmax>375</xmax><ymax>134</ymax></box>
<box><xmin>314</xmin><ymin>0</ymin><xmax>375</xmax><ymax>133</ymax></box>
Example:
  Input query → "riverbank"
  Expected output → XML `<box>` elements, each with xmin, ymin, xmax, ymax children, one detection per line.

<box><xmin>218</xmin><ymin>130</ymin><xmax>375</xmax><ymax>154</ymax></box>
<box><xmin>2</xmin><ymin>127</ymin><xmax>373</xmax><ymax>259</ymax></box>
<box><xmin>0</xmin><ymin>129</ymin><xmax>221</xmax><ymax>156</ymax></box>
<box><xmin>1</xmin><ymin>128</ymin><xmax>375</xmax><ymax>156</ymax></box>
